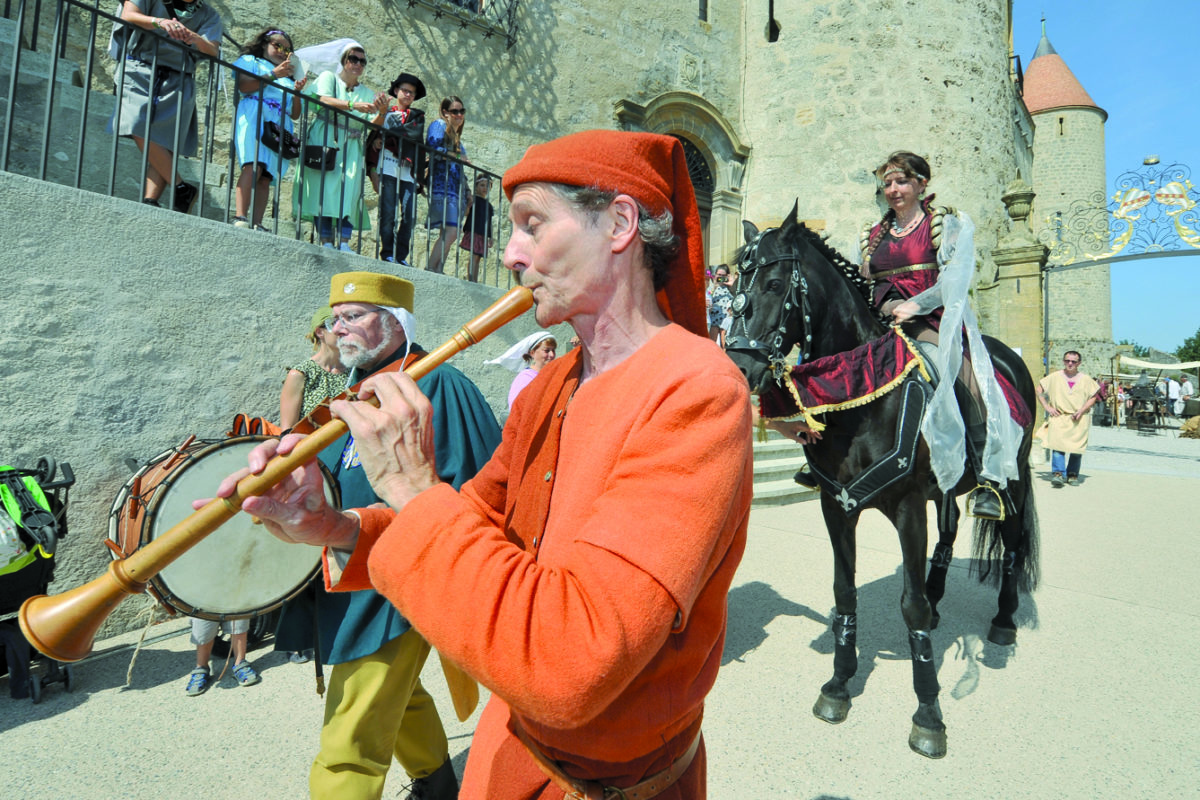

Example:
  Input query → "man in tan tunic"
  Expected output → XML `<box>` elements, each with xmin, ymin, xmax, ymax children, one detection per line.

<box><xmin>1038</xmin><ymin>350</ymin><xmax>1101</xmax><ymax>486</ymax></box>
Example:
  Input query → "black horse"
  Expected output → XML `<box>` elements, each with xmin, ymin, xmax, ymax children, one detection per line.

<box><xmin>725</xmin><ymin>205</ymin><xmax>1040</xmax><ymax>759</ymax></box>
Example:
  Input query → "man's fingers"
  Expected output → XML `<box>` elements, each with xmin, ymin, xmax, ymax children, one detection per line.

<box><xmin>214</xmin><ymin>466</ymin><xmax>254</xmax><ymax>499</ymax></box>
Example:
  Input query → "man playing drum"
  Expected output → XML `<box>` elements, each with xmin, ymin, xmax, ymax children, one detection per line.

<box><xmin>273</xmin><ymin>271</ymin><xmax>500</xmax><ymax>800</ymax></box>
<box><xmin>219</xmin><ymin>131</ymin><xmax>753</xmax><ymax>799</ymax></box>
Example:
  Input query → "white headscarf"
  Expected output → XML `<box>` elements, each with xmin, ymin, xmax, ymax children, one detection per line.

<box><xmin>293</xmin><ymin>38</ymin><xmax>363</xmax><ymax>79</ymax></box>
<box><xmin>486</xmin><ymin>331</ymin><xmax>556</xmax><ymax>373</ymax></box>
<box><xmin>381</xmin><ymin>306</ymin><xmax>416</xmax><ymax>364</ymax></box>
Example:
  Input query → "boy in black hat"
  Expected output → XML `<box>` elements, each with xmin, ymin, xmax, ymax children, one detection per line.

<box><xmin>366</xmin><ymin>72</ymin><xmax>426</xmax><ymax>266</ymax></box>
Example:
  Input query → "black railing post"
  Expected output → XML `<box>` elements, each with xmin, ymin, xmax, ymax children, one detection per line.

<box><xmin>1</xmin><ymin>0</ymin><xmax>27</xmax><ymax>173</ymax></box>
<box><xmin>36</xmin><ymin>0</ymin><xmax>64</xmax><ymax>181</ymax></box>
<box><xmin>73</xmin><ymin>5</ymin><xmax>97</xmax><ymax>189</ymax></box>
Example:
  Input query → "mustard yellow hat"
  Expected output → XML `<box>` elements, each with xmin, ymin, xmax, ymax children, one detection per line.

<box><xmin>329</xmin><ymin>271</ymin><xmax>414</xmax><ymax>311</ymax></box>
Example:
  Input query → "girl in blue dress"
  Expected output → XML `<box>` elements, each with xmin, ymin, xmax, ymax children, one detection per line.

<box><xmin>232</xmin><ymin>28</ymin><xmax>306</xmax><ymax>230</ymax></box>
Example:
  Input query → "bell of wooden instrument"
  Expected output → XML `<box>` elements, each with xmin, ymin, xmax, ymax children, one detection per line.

<box><xmin>19</xmin><ymin>560</ymin><xmax>147</xmax><ymax>662</ymax></box>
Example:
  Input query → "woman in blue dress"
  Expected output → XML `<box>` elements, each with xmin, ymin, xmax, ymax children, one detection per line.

<box><xmin>231</xmin><ymin>28</ymin><xmax>305</xmax><ymax>230</ymax></box>
<box><xmin>425</xmin><ymin>95</ymin><xmax>468</xmax><ymax>273</ymax></box>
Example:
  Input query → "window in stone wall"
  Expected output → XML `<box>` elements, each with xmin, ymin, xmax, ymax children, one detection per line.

<box><xmin>406</xmin><ymin>0</ymin><xmax>521</xmax><ymax>48</ymax></box>
<box><xmin>672</xmin><ymin>135</ymin><xmax>715</xmax><ymax>196</ymax></box>
<box><xmin>699</xmin><ymin>0</ymin><xmax>708</xmax><ymax>22</ymax></box>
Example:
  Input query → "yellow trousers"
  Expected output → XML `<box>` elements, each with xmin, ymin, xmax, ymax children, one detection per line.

<box><xmin>309</xmin><ymin>629</ymin><xmax>449</xmax><ymax>800</ymax></box>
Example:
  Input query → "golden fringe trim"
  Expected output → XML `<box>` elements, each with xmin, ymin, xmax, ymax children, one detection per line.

<box><xmin>763</xmin><ymin>328</ymin><xmax>931</xmax><ymax>433</ymax></box>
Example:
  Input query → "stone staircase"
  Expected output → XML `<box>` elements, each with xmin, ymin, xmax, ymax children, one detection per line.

<box><xmin>751</xmin><ymin>429</ymin><xmax>819</xmax><ymax>507</ymax></box>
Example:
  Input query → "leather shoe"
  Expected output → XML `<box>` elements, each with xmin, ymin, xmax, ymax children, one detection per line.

<box><xmin>407</xmin><ymin>758</ymin><xmax>458</xmax><ymax>800</ymax></box>
<box><xmin>793</xmin><ymin>465</ymin><xmax>818</xmax><ymax>489</ymax></box>
<box><xmin>968</xmin><ymin>484</ymin><xmax>1004</xmax><ymax>520</ymax></box>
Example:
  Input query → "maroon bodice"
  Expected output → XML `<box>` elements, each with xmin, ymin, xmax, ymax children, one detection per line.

<box><xmin>867</xmin><ymin>215</ymin><xmax>942</xmax><ymax>325</ymax></box>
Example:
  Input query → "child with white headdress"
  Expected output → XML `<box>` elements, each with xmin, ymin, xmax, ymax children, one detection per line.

<box><xmin>487</xmin><ymin>331</ymin><xmax>558</xmax><ymax>409</ymax></box>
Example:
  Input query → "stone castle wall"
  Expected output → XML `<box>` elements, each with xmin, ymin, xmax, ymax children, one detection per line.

<box><xmin>738</xmin><ymin>0</ymin><xmax>1020</xmax><ymax>279</ymax></box>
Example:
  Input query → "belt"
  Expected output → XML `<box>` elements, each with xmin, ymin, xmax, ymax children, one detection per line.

<box><xmin>872</xmin><ymin>262</ymin><xmax>937</xmax><ymax>280</ymax></box>
<box><xmin>515</xmin><ymin>725</ymin><xmax>702</xmax><ymax>800</ymax></box>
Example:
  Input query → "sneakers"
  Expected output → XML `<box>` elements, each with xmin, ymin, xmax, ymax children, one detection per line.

<box><xmin>288</xmin><ymin>650</ymin><xmax>312</xmax><ymax>664</ymax></box>
<box><xmin>142</xmin><ymin>197</ymin><xmax>161</xmax><ymax>207</ymax></box>
<box><xmin>233</xmin><ymin>660</ymin><xmax>261</xmax><ymax>687</ymax></box>
<box><xmin>185</xmin><ymin>666</ymin><xmax>211</xmax><ymax>696</ymax></box>
<box><xmin>173</xmin><ymin>181</ymin><xmax>199</xmax><ymax>214</ymax></box>
<box><xmin>233</xmin><ymin>216</ymin><xmax>252</xmax><ymax>229</ymax></box>
<box><xmin>1067</xmin><ymin>474</ymin><xmax>1080</xmax><ymax>486</ymax></box>
<box><xmin>338</xmin><ymin>242</ymin><xmax>354</xmax><ymax>252</ymax></box>
<box><xmin>1050</xmin><ymin>472</ymin><xmax>1065</xmax><ymax>488</ymax></box>
<box><xmin>407</xmin><ymin>758</ymin><xmax>459</xmax><ymax>800</ymax></box>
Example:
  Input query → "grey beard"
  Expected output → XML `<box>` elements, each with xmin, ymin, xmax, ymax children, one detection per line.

<box><xmin>339</xmin><ymin>322</ymin><xmax>395</xmax><ymax>369</ymax></box>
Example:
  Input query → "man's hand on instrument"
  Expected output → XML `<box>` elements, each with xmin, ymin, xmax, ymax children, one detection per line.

<box><xmin>332</xmin><ymin>372</ymin><xmax>441</xmax><ymax>511</ymax></box>
<box><xmin>192</xmin><ymin>434</ymin><xmax>359</xmax><ymax>549</ymax></box>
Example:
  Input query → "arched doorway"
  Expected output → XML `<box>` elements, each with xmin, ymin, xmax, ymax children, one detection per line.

<box><xmin>614</xmin><ymin>91</ymin><xmax>750</xmax><ymax>265</ymax></box>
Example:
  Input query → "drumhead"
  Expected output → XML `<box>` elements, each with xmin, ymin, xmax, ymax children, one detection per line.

<box><xmin>145</xmin><ymin>437</ymin><xmax>333</xmax><ymax>620</ymax></box>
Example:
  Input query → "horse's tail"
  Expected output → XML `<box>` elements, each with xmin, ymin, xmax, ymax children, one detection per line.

<box><xmin>970</xmin><ymin>458</ymin><xmax>1040</xmax><ymax>593</ymax></box>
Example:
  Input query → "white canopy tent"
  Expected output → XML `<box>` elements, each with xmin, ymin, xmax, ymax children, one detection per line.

<box><xmin>1116</xmin><ymin>355</ymin><xmax>1200</xmax><ymax>371</ymax></box>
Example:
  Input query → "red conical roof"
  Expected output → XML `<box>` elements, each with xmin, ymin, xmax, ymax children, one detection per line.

<box><xmin>1023</xmin><ymin>26</ymin><xmax>1106</xmax><ymax>120</ymax></box>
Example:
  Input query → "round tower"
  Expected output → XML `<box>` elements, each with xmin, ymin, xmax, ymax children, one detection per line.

<box><xmin>1023</xmin><ymin>21</ymin><xmax>1112</xmax><ymax>361</ymax></box>
<box><xmin>737</xmin><ymin>1</ymin><xmax>1019</xmax><ymax>274</ymax></box>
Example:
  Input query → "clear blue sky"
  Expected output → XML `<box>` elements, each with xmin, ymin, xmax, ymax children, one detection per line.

<box><xmin>1013</xmin><ymin>1</ymin><xmax>1200</xmax><ymax>354</ymax></box>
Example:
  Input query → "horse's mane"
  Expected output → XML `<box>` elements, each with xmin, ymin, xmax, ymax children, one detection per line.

<box><xmin>788</xmin><ymin>222</ymin><xmax>890</xmax><ymax>326</ymax></box>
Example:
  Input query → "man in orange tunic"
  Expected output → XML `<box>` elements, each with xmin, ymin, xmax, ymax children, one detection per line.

<box><xmin>223</xmin><ymin>130</ymin><xmax>754</xmax><ymax>799</ymax></box>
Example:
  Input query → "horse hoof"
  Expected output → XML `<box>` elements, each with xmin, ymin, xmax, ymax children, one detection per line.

<box><xmin>909</xmin><ymin>722</ymin><xmax>948</xmax><ymax>759</ymax></box>
<box><xmin>813</xmin><ymin>692</ymin><xmax>850</xmax><ymax>724</ymax></box>
<box><xmin>987</xmin><ymin>624</ymin><xmax>1017</xmax><ymax>646</ymax></box>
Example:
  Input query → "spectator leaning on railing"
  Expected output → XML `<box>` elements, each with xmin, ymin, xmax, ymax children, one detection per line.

<box><xmin>106</xmin><ymin>0</ymin><xmax>222</xmax><ymax>213</ymax></box>
<box><xmin>425</xmin><ymin>96</ymin><xmax>469</xmax><ymax>274</ymax></box>
<box><xmin>292</xmin><ymin>38</ymin><xmax>388</xmax><ymax>251</ymax></box>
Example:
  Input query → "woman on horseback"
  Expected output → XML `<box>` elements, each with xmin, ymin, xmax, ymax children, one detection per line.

<box><xmin>859</xmin><ymin>151</ymin><xmax>1021</xmax><ymax>520</ymax></box>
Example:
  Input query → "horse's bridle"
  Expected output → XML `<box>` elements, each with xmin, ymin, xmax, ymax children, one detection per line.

<box><xmin>726</xmin><ymin>228</ymin><xmax>814</xmax><ymax>386</ymax></box>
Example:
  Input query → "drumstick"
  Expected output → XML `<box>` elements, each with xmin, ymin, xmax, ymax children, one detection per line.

<box><xmin>20</xmin><ymin>286</ymin><xmax>534</xmax><ymax>664</ymax></box>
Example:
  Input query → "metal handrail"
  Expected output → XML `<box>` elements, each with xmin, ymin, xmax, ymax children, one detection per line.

<box><xmin>1</xmin><ymin>0</ymin><xmax>513</xmax><ymax>287</ymax></box>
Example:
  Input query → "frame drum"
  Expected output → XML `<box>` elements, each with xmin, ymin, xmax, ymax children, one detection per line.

<box><xmin>108</xmin><ymin>436</ymin><xmax>338</xmax><ymax>621</ymax></box>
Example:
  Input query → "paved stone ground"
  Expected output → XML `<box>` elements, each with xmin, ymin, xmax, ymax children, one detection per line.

<box><xmin>2</xmin><ymin>421</ymin><xmax>1197</xmax><ymax>799</ymax></box>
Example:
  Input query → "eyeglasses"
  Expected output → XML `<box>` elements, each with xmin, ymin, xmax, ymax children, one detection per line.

<box><xmin>270</xmin><ymin>41</ymin><xmax>292</xmax><ymax>55</ymax></box>
<box><xmin>325</xmin><ymin>308</ymin><xmax>381</xmax><ymax>330</ymax></box>
<box><xmin>446</xmin><ymin>108</ymin><xmax>465</xmax><ymax>115</ymax></box>
<box><xmin>395</xmin><ymin>86</ymin><xmax>416</xmax><ymax>96</ymax></box>
<box><xmin>344</xmin><ymin>55</ymin><xmax>367</xmax><ymax>66</ymax></box>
